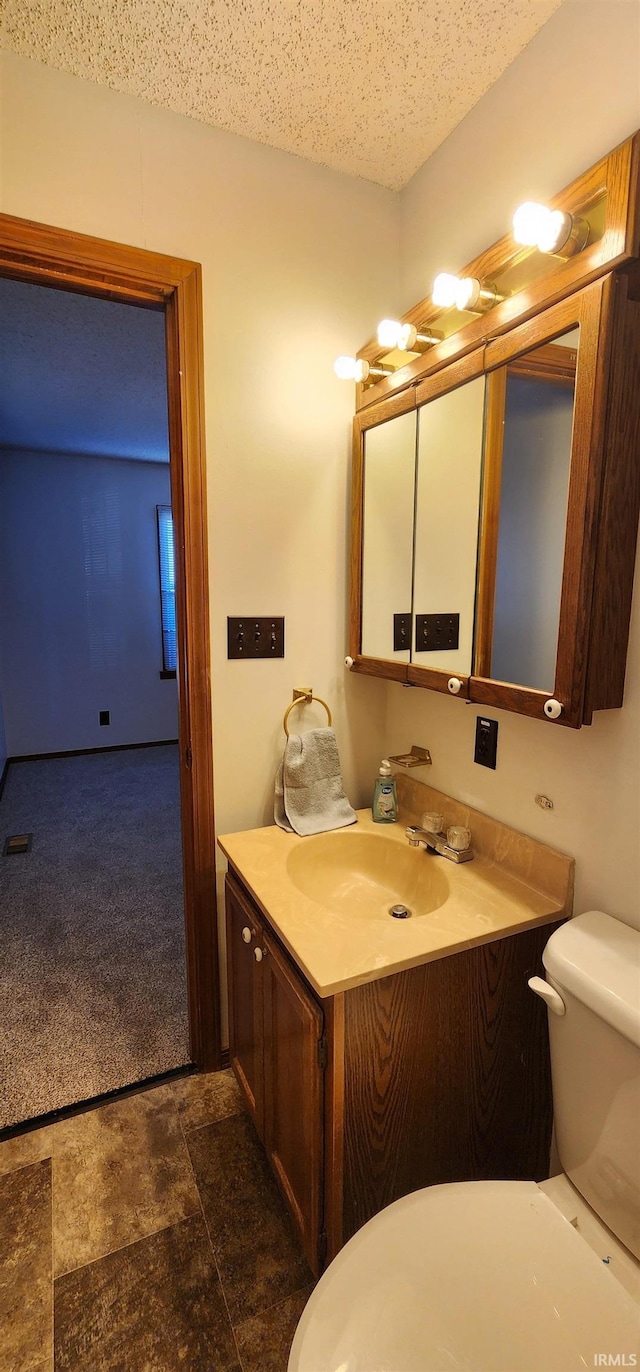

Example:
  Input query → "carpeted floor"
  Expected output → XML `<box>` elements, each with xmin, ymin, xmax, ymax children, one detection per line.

<box><xmin>0</xmin><ymin>746</ymin><xmax>190</xmax><ymax>1130</ymax></box>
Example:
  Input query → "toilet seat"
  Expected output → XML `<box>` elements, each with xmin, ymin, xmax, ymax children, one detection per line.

<box><xmin>288</xmin><ymin>1181</ymin><xmax>640</xmax><ymax>1372</ymax></box>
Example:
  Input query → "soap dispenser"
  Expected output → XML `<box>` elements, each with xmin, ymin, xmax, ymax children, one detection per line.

<box><xmin>372</xmin><ymin>760</ymin><xmax>398</xmax><ymax>824</ymax></box>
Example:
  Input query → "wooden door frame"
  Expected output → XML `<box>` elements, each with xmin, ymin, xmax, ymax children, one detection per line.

<box><xmin>0</xmin><ymin>212</ymin><xmax>221</xmax><ymax>1070</ymax></box>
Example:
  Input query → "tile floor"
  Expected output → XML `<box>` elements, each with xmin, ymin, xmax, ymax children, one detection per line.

<box><xmin>0</xmin><ymin>1070</ymin><xmax>314</xmax><ymax>1371</ymax></box>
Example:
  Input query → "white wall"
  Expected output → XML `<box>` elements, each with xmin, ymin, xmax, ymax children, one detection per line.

<box><xmin>0</xmin><ymin>449</ymin><xmax>178</xmax><ymax>754</ymax></box>
<box><xmin>0</xmin><ymin>51</ymin><xmax>397</xmax><ymax>1016</ymax></box>
<box><xmin>390</xmin><ymin>0</ymin><xmax>640</xmax><ymax>931</ymax></box>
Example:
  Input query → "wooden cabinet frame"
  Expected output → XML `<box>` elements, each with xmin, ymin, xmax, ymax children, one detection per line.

<box><xmin>474</xmin><ymin>278</ymin><xmax>611</xmax><ymax>728</ymax></box>
<box><xmin>350</xmin><ymin>270</ymin><xmax>640</xmax><ymax>727</ymax></box>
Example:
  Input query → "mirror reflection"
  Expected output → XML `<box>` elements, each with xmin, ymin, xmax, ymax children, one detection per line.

<box><xmin>361</xmin><ymin>410</ymin><xmax>416</xmax><ymax>661</ymax></box>
<box><xmin>481</xmin><ymin>328</ymin><xmax>579</xmax><ymax>691</ymax></box>
<box><xmin>412</xmin><ymin>376</ymin><xmax>486</xmax><ymax>674</ymax></box>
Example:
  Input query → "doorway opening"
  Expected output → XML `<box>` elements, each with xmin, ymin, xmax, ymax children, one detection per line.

<box><xmin>0</xmin><ymin>214</ymin><xmax>220</xmax><ymax>1132</ymax></box>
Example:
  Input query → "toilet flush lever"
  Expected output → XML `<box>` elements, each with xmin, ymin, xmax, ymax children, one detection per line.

<box><xmin>528</xmin><ymin>976</ymin><xmax>566</xmax><ymax>1016</ymax></box>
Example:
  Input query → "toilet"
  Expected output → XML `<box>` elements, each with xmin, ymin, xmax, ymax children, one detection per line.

<box><xmin>289</xmin><ymin>910</ymin><xmax>640</xmax><ymax>1372</ymax></box>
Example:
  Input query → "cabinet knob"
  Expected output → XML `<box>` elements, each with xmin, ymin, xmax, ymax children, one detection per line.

<box><xmin>544</xmin><ymin>698</ymin><xmax>563</xmax><ymax>719</ymax></box>
<box><xmin>447</xmin><ymin>677</ymin><xmax>463</xmax><ymax>695</ymax></box>
<box><xmin>345</xmin><ymin>656</ymin><xmax>354</xmax><ymax>669</ymax></box>
<box><xmin>254</xmin><ymin>946</ymin><xmax>265</xmax><ymax>962</ymax></box>
<box><xmin>241</xmin><ymin>927</ymin><xmax>253</xmax><ymax>944</ymax></box>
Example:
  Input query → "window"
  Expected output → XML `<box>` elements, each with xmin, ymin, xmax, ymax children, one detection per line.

<box><xmin>157</xmin><ymin>505</ymin><xmax>177</xmax><ymax>676</ymax></box>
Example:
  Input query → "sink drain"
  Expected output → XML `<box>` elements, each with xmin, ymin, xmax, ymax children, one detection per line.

<box><xmin>389</xmin><ymin>904</ymin><xmax>411</xmax><ymax>919</ymax></box>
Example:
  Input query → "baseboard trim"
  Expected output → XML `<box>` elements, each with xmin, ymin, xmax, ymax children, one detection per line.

<box><xmin>8</xmin><ymin>739</ymin><xmax>180</xmax><ymax>764</ymax></box>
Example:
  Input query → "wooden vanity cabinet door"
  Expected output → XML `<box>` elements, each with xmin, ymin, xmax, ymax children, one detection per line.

<box><xmin>225</xmin><ymin>874</ymin><xmax>264</xmax><ymax>1138</ymax></box>
<box><xmin>261</xmin><ymin>929</ymin><xmax>325</xmax><ymax>1276</ymax></box>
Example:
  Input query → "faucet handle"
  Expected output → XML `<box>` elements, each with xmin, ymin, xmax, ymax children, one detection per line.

<box><xmin>421</xmin><ymin>811</ymin><xmax>444</xmax><ymax>834</ymax></box>
<box><xmin>446</xmin><ymin>825</ymin><xmax>472</xmax><ymax>852</ymax></box>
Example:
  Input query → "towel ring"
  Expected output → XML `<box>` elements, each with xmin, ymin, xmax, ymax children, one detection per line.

<box><xmin>283</xmin><ymin>689</ymin><xmax>332</xmax><ymax>738</ymax></box>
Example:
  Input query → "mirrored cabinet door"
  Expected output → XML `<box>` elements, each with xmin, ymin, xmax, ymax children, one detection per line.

<box><xmin>471</xmin><ymin>277</ymin><xmax>615</xmax><ymax>726</ymax></box>
<box><xmin>481</xmin><ymin>329</ymin><xmax>578</xmax><ymax>693</ymax></box>
<box><xmin>411</xmin><ymin>375</ymin><xmax>486</xmax><ymax>676</ymax></box>
<box><xmin>361</xmin><ymin>407</ymin><xmax>416</xmax><ymax>662</ymax></box>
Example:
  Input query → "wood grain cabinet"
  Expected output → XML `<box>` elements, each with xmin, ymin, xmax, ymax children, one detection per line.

<box><xmin>350</xmin><ymin>270</ymin><xmax>640</xmax><ymax>727</ymax></box>
<box><xmin>348</xmin><ymin>133</ymin><xmax>640</xmax><ymax>728</ymax></box>
<box><xmin>226</xmin><ymin>871</ymin><xmax>561</xmax><ymax>1276</ymax></box>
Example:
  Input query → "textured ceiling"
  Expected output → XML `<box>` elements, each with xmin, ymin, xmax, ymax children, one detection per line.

<box><xmin>0</xmin><ymin>278</ymin><xmax>170</xmax><ymax>462</ymax></box>
<box><xmin>3</xmin><ymin>0</ymin><xmax>565</xmax><ymax>189</ymax></box>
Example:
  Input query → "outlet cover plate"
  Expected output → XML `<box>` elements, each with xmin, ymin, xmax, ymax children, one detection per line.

<box><xmin>474</xmin><ymin>716</ymin><xmax>498</xmax><ymax>769</ymax></box>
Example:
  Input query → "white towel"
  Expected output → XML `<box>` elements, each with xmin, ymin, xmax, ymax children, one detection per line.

<box><xmin>274</xmin><ymin>727</ymin><xmax>356</xmax><ymax>836</ymax></box>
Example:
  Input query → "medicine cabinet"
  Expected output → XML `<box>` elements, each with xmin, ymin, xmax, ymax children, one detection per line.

<box><xmin>350</xmin><ymin>264</ymin><xmax>640</xmax><ymax>728</ymax></box>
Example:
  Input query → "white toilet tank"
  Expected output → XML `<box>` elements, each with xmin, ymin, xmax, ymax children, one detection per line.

<box><xmin>542</xmin><ymin>910</ymin><xmax>640</xmax><ymax>1259</ymax></box>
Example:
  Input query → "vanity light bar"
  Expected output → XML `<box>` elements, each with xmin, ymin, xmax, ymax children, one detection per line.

<box><xmin>333</xmin><ymin>355</ymin><xmax>393</xmax><ymax>383</ymax></box>
<box><xmin>512</xmin><ymin>201</ymin><xmax>590</xmax><ymax>258</ymax></box>
<box><xmin>376</xmin><ymin>319</ymin><xmax>443</xmax><ymax>351</ymax></box>
<box><xmin>335</xmin><ymin>194</ymin><xmax>592</xmax><ymax>378</ymax></box>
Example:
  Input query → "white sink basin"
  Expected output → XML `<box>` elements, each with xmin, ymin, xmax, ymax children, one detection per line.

<box><xmin>285</xmin><ymin>830</ymin><xmax>449</xmax><ymax>921</ymax></box>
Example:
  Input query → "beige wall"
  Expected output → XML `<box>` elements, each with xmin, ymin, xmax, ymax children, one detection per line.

<box><xmin>390</xmin><ymin>0</ymin><xmax>640</xmax><ymax>931</ymax></box>
<box><xmin>0</xmin><ymin>51</ymin><xmax>399</xmax><ymax>1030</ymax></box>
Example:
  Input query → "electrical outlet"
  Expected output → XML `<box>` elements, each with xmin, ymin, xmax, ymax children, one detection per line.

<box><xmin>474</xmin><ymin>716</ymin><xmax>498</xmax><ymax>769</ymax></box>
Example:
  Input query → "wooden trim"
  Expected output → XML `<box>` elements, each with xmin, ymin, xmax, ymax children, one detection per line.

<box><xmin>356</xmin><ymin>385</ymin><xmax>417</xmax><ymax>432</ymax></box>
<box><xmin>349</xmin><ymin>655</ymin><xmax>408</xmax><ymax>683</ymax></box>
<box><xmin>507</xmin><ymin>342</ymin><xmax>577</xmax><ymax>387</ymax></box>
<box><xmin>349</xmin><ymin>417</ymin><xmax>365</xmax><ymax>662</ymax></box>
<box><xmin>406</xmin><ymin>665</ymin><xmax>469</xmax><ymax>696</ymax></box>
<box><xmin>355</xmin><ymin>131</ymin><xmax>640</xmax><ymax>412</ymax></box>
<box><xmin>7</xmin><ymin>740</ymin><xmax>179</xmax><ymax>763</ymax></box>
<box><xmin>0</xmin><ymin>212</ymin><xmax>220</xmax><ymax>1070</ymax></box>
<box><xmin>474</xmin><ymin>368</ymin><xmax>506</xmax><ymax>678</ymax></box>
<box><xmin>468</xmin><ymin>678</ymin><xmax>556</xmax><ymax>724</ymax></box>
<box><xmin>583</xmin><ymin>271</ymin><xmax>640</xmax><ymax>718</ymax></box>
<box><xmin>415</xmin><ymin>346</ymin><xmax>485</xmax><ymax>407</ymax></box>
<box><xmin>323</xmin><ymin>993</ymin><xmax>345</xmax><ymax>1265</ymax></box>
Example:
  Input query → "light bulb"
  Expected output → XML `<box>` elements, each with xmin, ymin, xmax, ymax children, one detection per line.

<box><xmin>397</xmin><ymin>322</ymin><xmax>418</xmax><ymax>350</ymax></box>
<box><xmin>454</xmin><ymin>277</ymin><xmax>479</xmax><ymax>311</ymax></box>
<box><xmin>334</xmin><ymin>355</ymin><xmax>369</xmax><ymax>382</ymax></box>
<box><xmin>432</xmin><ymin>273</ymin><xmax>461</xmax><ymax>308</ymax></box>
<box><xmin>512</xmin><ymin>201</ymin><xmax>550</xmax><ymax>247</ymax></box>
<box><xmin>537</xmin><ymin>209</ymin><xmax>572</xmax><ymax>254</ymax></box>
<box><xmin>377</xmin><ymin>319</ymin><xmax>404</xmax><ymax>349</ymax></box>
<box><xmin>512</xmin><ymin>201</ymin><xmax>577</xmax><ymax>255</ymax></box>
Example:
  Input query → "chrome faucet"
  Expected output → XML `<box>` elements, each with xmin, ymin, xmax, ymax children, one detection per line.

<box><xmin>406</xmin><ymin>824</ymin><xmax>473</xmax><ymax>864</ymax></box>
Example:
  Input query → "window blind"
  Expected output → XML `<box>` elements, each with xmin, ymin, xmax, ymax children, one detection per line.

<box><xmin>157</xmin><ymin>505</ymin><xmax>177</xmax><ymax>673</ymax></box>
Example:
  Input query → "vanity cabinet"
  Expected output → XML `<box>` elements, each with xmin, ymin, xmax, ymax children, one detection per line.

<box><xmin>226</xmin><ymin>875</ymin><xmax>324</xmax><ymax>1270</ymax></box>
<box><xmin>350</xmin><ymin>268</ymin><xmax>640</xmax><ymax>727</ymax></box>
<box><xmin>226</xmin><ymin>870</ymin><xmax>561</xmax><ymax>1277</ymax></box>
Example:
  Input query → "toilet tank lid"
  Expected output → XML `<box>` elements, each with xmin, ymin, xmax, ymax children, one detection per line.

<box><xmin>543</xmin><ymin>911</ymin><xmax>640</xmax><ymax>1047</ymax></box>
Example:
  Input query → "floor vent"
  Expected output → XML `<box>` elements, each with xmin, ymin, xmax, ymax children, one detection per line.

<box><xmin>3</xmin><ymin>834</ymin><xmax>33</xmax><ymax>856</ymax></box>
